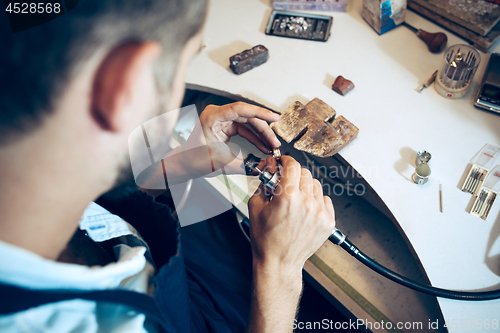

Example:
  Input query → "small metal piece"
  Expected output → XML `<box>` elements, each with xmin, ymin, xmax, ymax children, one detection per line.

<box><xmin>412</xmin><ymin>173</ymin><xmax>429</xmax><ymax>185</ymax></box>
<box><xmin>439</xmin><ymin>184</ymin><xmax>443</xmax><ymax>213</ymax></box>
<box><xmin>418</xmin><ymin>70</ymin><xmax>438</xmax><ymax>92</ymax></box>
<box><xmin>244</xmin><ymin>153</ymin><xmax>281</xmax><ymax>192</ymax></box>
<box><xmin>272</xmin><ymin>148</ymin><xmax>281</xmax><ymax>163</ymax></box>
<box><xmin>415</xmin><ymin>150</ymin><xmax>432</xmax><ymax>166</ymax></box>
<box><xmin>243</xmin><ymin>153</ymin><xmax>262</xmax><ymax>176</ymax></box>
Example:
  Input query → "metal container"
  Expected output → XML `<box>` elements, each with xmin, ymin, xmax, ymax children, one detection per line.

<box><xmin>415</xmin><ymin>150</ymin><xmax>431</xmax><ymax>166</ymax></box>
<box><xmin>412</xmin><ymin>163</ymin><xmax>431</xmax><ymax>185</ymax></box>
<box><xmin>435</xmin><ymin>44</ymin><xmax>480</xmax><ymax>99</ymax></box>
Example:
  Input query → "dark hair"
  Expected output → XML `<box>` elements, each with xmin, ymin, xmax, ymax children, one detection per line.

<box><xmin>0</xmin><ymin>0</ymin><xmax>207</xmax><ymax>143</ymax></box>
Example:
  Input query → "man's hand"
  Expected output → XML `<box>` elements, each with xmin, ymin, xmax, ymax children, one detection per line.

<box><xmin>140</xmin><ymin>102</ymin><xmax>280</xmax><ymax>194</ymax></box>
<box><xmin>181</xmin><ymin>102</ymin><xmax>281</xmax><ymax>177</ymax></box>
<box><xmin>247</xmin><ymin>155</ymin><xmax>335</xmax><ymax>333</ymax></box>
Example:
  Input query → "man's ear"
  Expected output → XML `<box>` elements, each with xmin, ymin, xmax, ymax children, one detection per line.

<box><xmin>91</xmin><ymin>41</ymin><xmax>162</xmax><ymax>132</ymax></box>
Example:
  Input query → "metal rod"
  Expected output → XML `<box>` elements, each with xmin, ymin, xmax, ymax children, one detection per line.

<box><xmin>402</xmin><ymin>21</ymin><xmax>418</xmax><ymax>34</ymax></box>
<box><xmin>439</xmin><ymin>184</ymin><xmax>443</xmax><ymax>213</ymax></box>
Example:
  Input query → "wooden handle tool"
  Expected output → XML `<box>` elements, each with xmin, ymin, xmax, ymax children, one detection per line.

<box><xmin>403</xmin><ymin>22</ymin><xmax>448</xmax><ymax>53</ymax></box>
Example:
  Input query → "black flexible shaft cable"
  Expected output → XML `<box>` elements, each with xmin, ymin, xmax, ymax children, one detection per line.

<box><xmin>329</xmin><ymin>230</ymin><xmax>500</xmax><ymax>301</ymax></box>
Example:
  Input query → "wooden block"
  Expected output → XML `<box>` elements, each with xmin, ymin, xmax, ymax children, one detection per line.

<box><xmin>271</xmin><ymin>98</ymin><xmax>359</xmax><ymax>157</ymax></box>
<box><xmin>229</xmin><ymin>45</ymin><xmax>269</xmax><ymax>75</ymax></box>
<box><xmin>270</xmin><ymin>101</ymin><xmax>310</xmax><ymax>143</ymax></box>
<box><xmin>327</xmin><ymin>116</ymin><xmax>359</xmax><ymax>156</ymax></box>
<box><xmin>305</xmin><ymin>97</ymin><xmax>336</xmax><ymax>121</ymax></box>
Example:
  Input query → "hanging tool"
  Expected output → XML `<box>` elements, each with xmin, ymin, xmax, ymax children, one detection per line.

<box><xmin>403</xmin><ymin>22</ymin><xmax>447</xmax><ymax>53</ymax></box>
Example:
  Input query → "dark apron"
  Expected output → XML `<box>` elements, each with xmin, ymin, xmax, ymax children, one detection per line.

<box><xmin>0</xmin><ymin>190</ymin><xmax>250</xmax><ymax>332</ymax></box>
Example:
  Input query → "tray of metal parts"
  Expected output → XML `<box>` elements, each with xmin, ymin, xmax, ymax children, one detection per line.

<box><xmin>265</xmin><ymin>10</ymin><xmax>333</xmax><ymax>42</ymax></box>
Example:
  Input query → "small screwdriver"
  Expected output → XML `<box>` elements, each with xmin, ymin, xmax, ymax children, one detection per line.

<box><xmin>403</xmin><ymin>22</ymin><xmax>448</xmax><ymax>53</ymax></box>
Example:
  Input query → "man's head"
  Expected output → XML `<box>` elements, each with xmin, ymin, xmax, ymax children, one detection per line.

<box><xmin>0</xmin><ymin>0</ymin><xmax>207</xmax><ymax>193</ymax></box>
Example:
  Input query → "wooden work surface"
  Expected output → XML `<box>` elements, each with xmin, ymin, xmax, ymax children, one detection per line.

<box><xmin>185</xmin><ymin>0</ymin><xmax>500</xmax><ymax>331</ymax></box>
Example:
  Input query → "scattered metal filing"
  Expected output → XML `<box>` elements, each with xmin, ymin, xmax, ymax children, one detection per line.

<box><xmin>417</xmin><ymin>70</ymin><xmax>438</xmax><ymax>93</ymax></box>
<box><xmin>270</xmin><ymin>98</ymin><xmax>359</xmax><ymax>157</ymax></box>
<box><xmin>471</xmin><ymin>188</ymin><xmax>497</xmax><ymax>221</ymax></box>
<box><xmin>461</xmin><ymin>165</ymin><xmax>488</xmax><ymax>195</ymax></box>
<box><xmin>229</xmin><ymin>45</ymin><xmax>269</xmax><ymax>75</ymax></box>
<box><xmin>332</xmin><ymin>76</ymin><xmax>355</xmax><ymax>96</ymax></box>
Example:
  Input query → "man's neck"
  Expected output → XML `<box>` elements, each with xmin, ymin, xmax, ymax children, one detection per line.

<box><xmin>0</xmin><ymin>124</ymin><xmax>111</xmax><ymax>260</ymax></box>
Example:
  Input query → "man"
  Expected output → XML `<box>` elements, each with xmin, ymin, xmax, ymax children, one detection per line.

<box><xmin>0</xmin><ymin>0</ymin><xmax>336</xmax><ymax>332</ymax></box>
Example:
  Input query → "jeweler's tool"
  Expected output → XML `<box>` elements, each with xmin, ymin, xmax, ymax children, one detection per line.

<box><xmin>418</xmin><ymin>70</ymin><xmax>438</xmax><ymax>92</ymax></box>
<box><xmin>482</xmin><ymin>192</ymin><xmax>496</xmax><ymax>220</ymax></box>
<box><xmin>403</xmin><ymin>22</ymin><xmax>447</xmax><ymax>53</ymax></box>
<box><xmin>243</xmin><ymin>153</ymin><xmax>281</xmax><ymax>192</ymax></box>
<box><xmin>472</xmin><ymin>188</ymin><xmax>488</xmax><ymax>214</ymax></box>
<box><xmin>462</xmin><ymin>165</ymin><xmax>488</xmax><ymax>195</ymax></box>
<box><xmin>435</xmin><ymin>45</ymin><xmax>481</xmax><ymax>99</ymax></box>
<box><xmin>242</xmin><ymin>152</ymin><xmax>500</xmax><ymax>300</ymax></box>
<box><xmin>272</xmin><ymin>148</ymin><xmax>281</xmax><ymax>163</ymax></box>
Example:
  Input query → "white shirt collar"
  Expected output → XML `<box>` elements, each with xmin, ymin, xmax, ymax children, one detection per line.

<box><xmin>0</xmin><ymin>202</ymin><xmax>148</xmax><ymax>291</ymax></box>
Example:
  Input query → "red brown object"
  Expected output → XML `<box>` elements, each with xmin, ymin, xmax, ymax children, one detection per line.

<box><xmin>332</xmin><ymin>76</ymin><xmax>355</xmax><ymax>96</ymax></box>
<box><xmin>270</xmin><ymin>98</ymin><xmax>359</xmax><ymax>157</ymax></box>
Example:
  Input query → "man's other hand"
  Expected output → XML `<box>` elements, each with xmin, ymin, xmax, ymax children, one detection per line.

<box><xmin>248</xmin><ymin>155</ymin><xmax>335</xmax><ymax>275</ymax></box>
<box><xmin>181</xmin><ymin>102</ymin><xmax>281</xmax><ymax>176</ymax></box>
